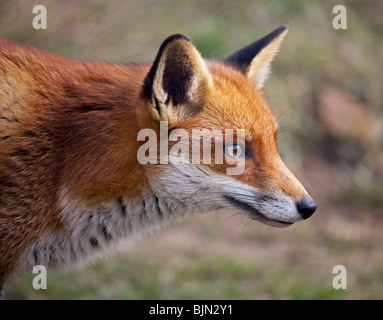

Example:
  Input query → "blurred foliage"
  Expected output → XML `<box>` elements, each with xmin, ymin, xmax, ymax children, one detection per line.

<box><xmin>1</xmin><ymin>0</ymin><xmax>382</xmax><ymax>299</ymax></box>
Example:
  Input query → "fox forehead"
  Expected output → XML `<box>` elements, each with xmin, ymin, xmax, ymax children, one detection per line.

<box><xmin>183</xmin><ymin>60</ymin><xmax>278</xmax><ymax>142</ymax></box>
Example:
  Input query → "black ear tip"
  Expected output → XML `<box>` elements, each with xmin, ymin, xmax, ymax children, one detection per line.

<box><xmin>280</xmin><ymin>24</ymin><xmax>289</xmax><ymax>31</ymax></box>
<box><xmin>156</xmin><ymin>34</ymin><xmax>192</xmax><ymax>65</ymax></box>
<box><xmin>161</xmin><ymin>34</ymin><xmax>191</xmax><ymax>46</ymax></box>
<box><xmin>273</xmin><ymin>24</ymin><xmax>289</xmax><ymax>36</ymax></box>
<box><xmin>223</xmin><ymin>25</ymin><xmax>289</xmax><ymax>73</ymax></box>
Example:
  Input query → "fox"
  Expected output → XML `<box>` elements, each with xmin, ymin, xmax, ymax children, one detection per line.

<box><xmin>0</xmin><ymin>25</ymin><xmax>317</xmax><ymax>297</ymax></box>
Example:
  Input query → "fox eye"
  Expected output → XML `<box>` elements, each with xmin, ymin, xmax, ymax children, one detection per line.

<box><xmin>224</xmin><ymin>144</ymin><xmax>246</xmax><ymax>159</ymax></box>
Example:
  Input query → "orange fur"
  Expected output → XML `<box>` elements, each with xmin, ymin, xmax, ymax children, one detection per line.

<box><xmin>0</xmin><ymin>28</ymin><xmax>316</xmax><ymax>286</ymax></box>
<box><xmin>0</xmin><ymin>39</ymin><xmax>150</xmax><ymax>281</ymax></box>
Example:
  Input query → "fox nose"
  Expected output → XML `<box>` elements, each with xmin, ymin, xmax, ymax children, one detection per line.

<box><xmin>296</xmin><ymin>197</ymin><xmax>317</xmax><ymax>219</ymax></box>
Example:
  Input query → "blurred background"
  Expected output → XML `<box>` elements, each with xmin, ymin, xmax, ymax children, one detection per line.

<box><xmin>1</xmin><ymin>0</ymin><xmax>382</xmax><ymax>299</ymax></box>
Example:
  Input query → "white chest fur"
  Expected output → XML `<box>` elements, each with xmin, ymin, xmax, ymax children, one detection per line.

<box><xmin>18</xmin><ymin>190</ymin><xmax>188</xmax><ymax>273</ymax></box>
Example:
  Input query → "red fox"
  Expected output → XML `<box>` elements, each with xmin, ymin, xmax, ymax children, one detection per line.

<box><xmin>0</xmin><ymin>25</ymin><xmax>317</xmax><ymax>295</ymax></box>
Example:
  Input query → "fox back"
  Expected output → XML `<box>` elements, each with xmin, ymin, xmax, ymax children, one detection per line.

<box><xmin>0</xmin><ymin>26</ymin><xmax>317</xmax><ymax>286</ymax></box>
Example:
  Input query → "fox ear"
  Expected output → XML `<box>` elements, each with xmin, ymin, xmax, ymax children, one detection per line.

<box><xmin>224</xmin><ymin>25</ymin><xmax>288</xmax><ymax>90</ymax></box>
<box><xmin>142</xmin><ymin>34</ymin><xmax>212</xmax><ymax>126</ymax></box>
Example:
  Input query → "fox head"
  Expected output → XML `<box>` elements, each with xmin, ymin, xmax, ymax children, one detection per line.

<box><xmin>137</xmin><ymin>25</ymin><xmax>317</xmax><ymax>227</ymax></box>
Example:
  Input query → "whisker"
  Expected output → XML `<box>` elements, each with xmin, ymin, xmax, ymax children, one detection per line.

<box><xmin>276</xmin><ymin>124</ymin><xmax>299</xmax><ymax>135</ymax></box>
<box><xmin>275</xmin><ymin>105</ymin><xmax>295</xmax><ymax>122</ymax></box>
<box><xmin>172</xmin><ymin>185</ymin><xmax>210</xmax><ymax>212</ymax></box>
<box><xmin>241</xmin><ymin>219</ymin><xmax>254</xmax><ymax>233</ymax></box>
<box><xmin>221</xmin><ymin>212</ymin><xmax>242</xmax><ymax>223</ymax></box>
<box><xmin>275</xmin><ymin>94</ymin><xmax>306</xmax><ymax>122</ymax></box>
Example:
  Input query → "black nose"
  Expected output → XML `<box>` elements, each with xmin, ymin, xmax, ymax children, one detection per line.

<box><xmin>296</xmin><ymin>197</ymin><xmax>317</xmax><ymax>219</ymax></box>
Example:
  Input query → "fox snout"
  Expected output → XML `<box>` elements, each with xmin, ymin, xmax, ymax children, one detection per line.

<box><xmin>278</xmin><ymin>171</ymin><xmax>318</xmax><ymax>222</ymax></box>
<box><xmin>296</xmin><ymin>196</ymin><xmax>317</xmax><ymax>220</ymax></box>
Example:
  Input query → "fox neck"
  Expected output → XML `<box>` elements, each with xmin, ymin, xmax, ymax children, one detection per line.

<box><xmin>19</xmin><ymin>186</ymin><xmax>200</xmax><ymax>273</ymax></box>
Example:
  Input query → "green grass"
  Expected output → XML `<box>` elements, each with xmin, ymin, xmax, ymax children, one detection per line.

<box><xmin>8</xmin><ymin>253</ymin><xmax>357</xmax><ymax>300</ymax></box>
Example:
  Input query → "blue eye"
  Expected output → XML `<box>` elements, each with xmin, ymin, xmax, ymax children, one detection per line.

<box><xmin>224</xmin><ymin>144</ymin><xmax>245</xmax><ymax>158</ymax></box>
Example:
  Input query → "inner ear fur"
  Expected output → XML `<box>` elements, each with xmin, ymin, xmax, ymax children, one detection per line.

<box><xmin>142</xmin><ymin>34</ymin><xmax>212</xmax><ymax>125</ymax></box>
